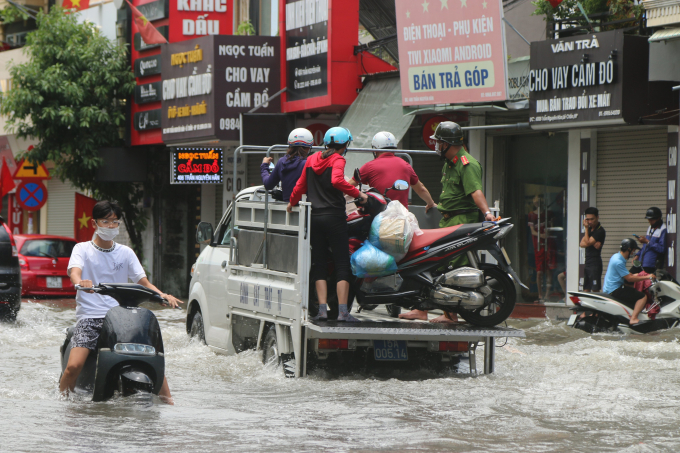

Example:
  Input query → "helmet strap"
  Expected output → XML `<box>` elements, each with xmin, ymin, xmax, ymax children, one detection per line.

<box><xmin>440</xmin><ymin>143</ymin><xmax>451</xmax><ymax>160</ymax></box>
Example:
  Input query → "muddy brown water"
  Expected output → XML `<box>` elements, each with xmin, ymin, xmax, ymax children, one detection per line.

<box><xmin>2</xmin><ymin>299</ymin><xmax>680</xmax><ymax>452</ymax></box>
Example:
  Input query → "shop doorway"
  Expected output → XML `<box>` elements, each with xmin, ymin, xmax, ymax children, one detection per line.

<box><xmin>501</xmin><ymin>133</ymin><xmax>568</xmax><ymax>303</ymax></box>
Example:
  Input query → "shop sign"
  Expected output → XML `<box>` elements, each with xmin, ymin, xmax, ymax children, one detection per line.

<box><xmin>8</xmin><ymin>194</ymin><xmax>22</xmax><ymax>235</ymax></box>
<box><xmin>134</xmin><ymin>109</ymin><xmax>162</xmax><ymax>131</ymax></box>
<box><xmin>171</xmin><ymin>147</ymin><xmax>223</xmax><ymax>184</ymax></box>
<box><xmin>395</xmin><ymin>0</ymin><xmax>508</xmax><ymax>106</ymax></box>
<box><xmin>134</xmin><ymin>26</ymin><xmax>169</xmax><ymax>52</ymax></box>
<box><xmin>529</xmin><ymin>30</ymin><xmax>647</xmax><ymax>126</ymax></box>
<box><xmin>137</xmin><ymin>0</ymin><xmax>168</xmax><ymax>22</ymax></box>
<box><xmin>134</xmin><ymin>54</ymin><xmax>162</xmax><ymax>78</ymax></box>
<box><xmin>161</xmin><ymin>35</ymin><xmax>280</xmax><ymax>143</ymax></box>
<box><xmin>307</xmin><ymin>123</ymin><xmax>330</xmax><ymax>146</ymax></box>
<box><xmin>284</xmin><ymin>0</ymin><xmax>329</xmax><ymax>103</ymax></box>
<box><xmin>168</xmin><ymin>0</ymin><xmax>233</xmax><ymax>43</ymax></box>
<box><xmin>135</xmin><ymin>81</ymin><xmax>162</xmax><ymax>104</ymax></box>
<box><xmin>421</xmin><ymin>116</ymin><xmax>452</xmax><ymax>151</ymax></box>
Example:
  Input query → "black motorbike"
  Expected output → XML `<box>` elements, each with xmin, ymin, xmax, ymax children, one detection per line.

<box><xmin>60</xmin><ymin>283</ymin><xmax>168</xmax><ymax>401</ymax></box>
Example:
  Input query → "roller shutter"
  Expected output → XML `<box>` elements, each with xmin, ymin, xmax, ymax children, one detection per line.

<box><xmin>46</xmin><ymin>179</ymin><xmax>76</xmax><ymax>238</ymax></box>
<box><xmin>596</xmin><ymin>128</ymin><xmax>668</xmax><ymax>273</ymax></box>
<box><xmin>246</xmin><ymin>155</ymin><xmax>260</xmax><ymax>188</ymax></box>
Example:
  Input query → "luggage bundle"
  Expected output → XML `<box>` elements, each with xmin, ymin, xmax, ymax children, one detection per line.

<box><xmin>350</xmin><ymin>201</ymin><xmax>422</xmax><ymax>278</ymax></box>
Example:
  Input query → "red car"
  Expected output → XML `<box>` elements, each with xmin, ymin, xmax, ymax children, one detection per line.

<box><xmin>16</xmin><ymin>234</ymin><xmax>78</xmax><ymax>296</ymax></box>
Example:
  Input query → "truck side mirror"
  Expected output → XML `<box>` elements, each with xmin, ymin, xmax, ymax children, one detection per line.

<box><xmin>353</xmin><ymin>168</ymin><xmax>361</xmax><ymax>185</ymax></box>
<box><xmin>196</xmin><ymin>221</ymin><xmax>214</xmax><ymax>245</ymax></box>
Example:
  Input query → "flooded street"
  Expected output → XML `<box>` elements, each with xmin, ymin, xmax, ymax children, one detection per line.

<box><xmin>3</xmin><ymin>300</ymin><xmax>680</xmax><ymax>452</ymax></box>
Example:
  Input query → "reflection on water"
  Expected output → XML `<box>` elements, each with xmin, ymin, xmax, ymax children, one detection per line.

<box><xmin>3</xmin><ymin>301</ymin><xmax>680</xmax><ymax>451</ymax></box>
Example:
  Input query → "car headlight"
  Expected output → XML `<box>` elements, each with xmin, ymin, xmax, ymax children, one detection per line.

<box><xmin>113</xmin><ymin>343</ymin><xmax>156</xmax><ymax>356</ymax></box>
<box><xmin>494</xmin><ymin>224</ymin><xmax>513</xmax><ymax>240</ymax></box>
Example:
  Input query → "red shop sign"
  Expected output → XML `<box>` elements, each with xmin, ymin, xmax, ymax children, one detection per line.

<box><xmin>172</xmin><ymin>147</ymin><xmax>224</xmax><ymax>184</ymax></box>
<box><xmin>169</xmin><ymin>0</ymin><xmax>233</xmax><ymax>43</ymax></box>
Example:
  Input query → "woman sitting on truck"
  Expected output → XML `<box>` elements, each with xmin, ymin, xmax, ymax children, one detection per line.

<box><xmin>287</xmin><ymin>127</ymin><xmax>368</xmax><ymax>322</ymax></box>
<box><xmin>261</xmin><ymin>128</ymin><xmax>314</xmax><ymax>201</ymax></box>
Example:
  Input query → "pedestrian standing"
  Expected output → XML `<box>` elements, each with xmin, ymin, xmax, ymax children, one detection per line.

<box><xmin>399</xmin><ymin>121</ymin><xmax>494</xmax><ymax>324</ymax></box>
<box><xmin>635</xmin><ymin>207</ymin><xmax>666</xmax><ymax>273</ymax></box>
<box><xmin>579</xmin><ymin>207</ymin><xmax>606</xmax><ymax>292</ymax></box>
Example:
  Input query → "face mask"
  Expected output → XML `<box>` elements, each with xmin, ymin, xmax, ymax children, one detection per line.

<box><xmin>435</xmin><ymin>142</ymin><xmax>449</xmax><ymax>159</ymax></box>
<box><xmin>96</xmin><ymin>227</ymin><xmax>119</xmax><ymax>241</ymax></box>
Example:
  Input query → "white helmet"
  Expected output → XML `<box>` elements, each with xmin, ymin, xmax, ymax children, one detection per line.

<box><xmin>371</xmin><ymin>131</ymin><xmax>397</xmax><ymax>149</ymax></box>
<box><xmin>288</xmin><ymin>128</ymin><xmax>314</xmax><ymax>147</ymax></box>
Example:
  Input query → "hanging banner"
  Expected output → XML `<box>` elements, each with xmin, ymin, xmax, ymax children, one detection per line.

<box><xmin>395</xmin><ymin>0</ymin><xmax>508</xmax><ymax>106</ymax></box>
<box><xmin>8</xmin><ymin>194</ymin><xmax>22</xmax><ymax>235</ymax></box>
<box><xmin>171</xmin><ymin>147</ymin><xmax>224</xmax><ymax>184</ymax></box>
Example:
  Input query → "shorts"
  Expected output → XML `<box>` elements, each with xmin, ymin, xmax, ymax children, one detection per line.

<box><xmin>609</xmin><ymin>286</ymin><xmax>646</xmax><ymax>310</ymax></box>
<box><xmin>583</xmin><ymin>265</ymin><xmax>602</xmax><ymax>291</ymax></box>
<box><xmin>72</xmin><ymin>318</ymin><xmax>104</xmax><ymax>350</ymax></box>
<box><xmin>534</xmin><ymin>248</ymin><xmax>556</xmax><ymax>271</ymax></box>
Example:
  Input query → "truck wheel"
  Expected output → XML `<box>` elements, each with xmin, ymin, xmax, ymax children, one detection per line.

<box><xmin>386</xmin><ymin>305</ymin><xmax>401</xmax><ymax>318</ymax></box>
<box><xmin>189</xmin><ymin>311</ymin><xmax>206</xmax><ymax>344</ymax></box>
<box><xmin>261</xmin><ymin>328</ymin><xmax>295</xmax><ymax>378</ymax></box>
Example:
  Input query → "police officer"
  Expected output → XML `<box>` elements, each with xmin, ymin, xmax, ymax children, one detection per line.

<box><xmin>399</xmin><ymin>121</ymin><xmax>494</xmax><ymax>324</ymax></box>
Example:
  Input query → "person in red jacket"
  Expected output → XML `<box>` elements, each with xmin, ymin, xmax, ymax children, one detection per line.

<box><xmin>288</xmin><ymin>127</ymin><xmax>368</xmax><ymax>322</ymax></box>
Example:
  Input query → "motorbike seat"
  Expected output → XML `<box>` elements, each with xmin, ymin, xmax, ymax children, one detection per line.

<box><xmin>409</xmin><ymin>225</ymin><xmax>462</xmax><ymax>252</ymax></box>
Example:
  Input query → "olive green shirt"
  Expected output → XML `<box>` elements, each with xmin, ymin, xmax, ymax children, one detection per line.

<box><xmin>437</xmin><ymin>148</ymin><xmax>483</xmax><ymax>213</ymax></box>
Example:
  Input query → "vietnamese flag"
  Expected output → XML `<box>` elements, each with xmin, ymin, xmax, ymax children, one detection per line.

<box><xmin>62</xmin><ymin>0</ymin><xmax>90</xmax><ymax>11</ymax></box>
<box><xmin>548</xmin><ymin>0</ymin><xmax>564</xmax><ymax>7</ymax></box>
<box><xmin>74</xmin><ymin>193</ymin><xmax>97</xmax><ymax>242</ymax></box>
<box><xmin>126</xmin><ymin>0</ymin><xmax>168</xmax><ymax>45</ymax></box>
<box><xmin>0</xmin><ymin>157</ymin><xmax>15</xmax><ymax>211</ymax></box>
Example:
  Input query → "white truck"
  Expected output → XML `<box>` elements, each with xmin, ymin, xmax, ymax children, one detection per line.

<box><xmin>186</xmin><ymin>146</ymin><xmax>524</xmax><ymax>377</ymax></box>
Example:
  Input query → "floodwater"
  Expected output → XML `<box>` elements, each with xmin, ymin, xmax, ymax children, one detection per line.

<box><xmin>3</xmin><ymin>300</ymin><xmax>680</xmax><ymax>452</ymax></box>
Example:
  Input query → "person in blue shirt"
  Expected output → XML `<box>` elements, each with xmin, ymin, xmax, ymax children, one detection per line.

<box><xmin>635</xmin><ymin>207</ymin><xmax>666</xmax><ymax>273</ymax></box>
<box><xmin>261</xmin><ymin>128</ymin><xmax>314</xmax><ymax>201</ymax></box>
<box><xmin>603</xmin><ymin>238</ymin><xmax>656</xmax><ymax>325</ymax></box>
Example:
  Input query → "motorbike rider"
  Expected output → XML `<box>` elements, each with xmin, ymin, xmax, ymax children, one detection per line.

<box><xmin>400</xmin><ymin>121</ymin><xmax>495</xmax><ymax>324</ymax></box>
<box><xmin>287</xmin><ymin>127</ymin><xmax>368</xmax><ymax>322</ymax></box>
<box><xmin>348</xmin><ymin>131</ymin><xmax>436</xmax><ymax>211</ymax></box>
<box><xmin>603</xmin><ymin>238</ymin><xmax>656</xmax><ymax>325</ymax></box>
<box><xmin>261</xmin><ymin>128</ymin><xmax>313</xmax><ymax>201</ymax></box>
<box><xmin>635</xmin><ymin>207</ymin><xmax>666</xmax><ymax>274</ymax></box>
<box><xmin>60</xmin><ymin>201</ymin><xmax>182</xmax><ymax>403</ymax></box>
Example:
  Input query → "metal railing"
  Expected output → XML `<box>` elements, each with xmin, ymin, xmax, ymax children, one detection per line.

<box><xmin>230</xmin><ymin>145</ymin><xmax>438</xmax><ymax>269</ymax></box>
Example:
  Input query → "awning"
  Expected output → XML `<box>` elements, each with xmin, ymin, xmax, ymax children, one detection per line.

<box><xmin>649</xmin><ymin>28</ymin><xmax>680</xmax><ymax>42</ymax></box>
<box><xmin>340</xmin><ymin>76</ymin><xmax>414</xmax><ymax>171</ymax></box>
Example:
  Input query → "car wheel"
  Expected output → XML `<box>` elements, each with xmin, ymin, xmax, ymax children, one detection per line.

<box><xmin>189</xmin><ymin>310</ymin><xmax>206</xmax><ymax>344</ymax></box>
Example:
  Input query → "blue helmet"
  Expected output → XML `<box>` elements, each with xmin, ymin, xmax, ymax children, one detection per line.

<box><xmin>323</xmin><ymin>127</ymin><xmax>353</xmax><ymax>147</ymax></box>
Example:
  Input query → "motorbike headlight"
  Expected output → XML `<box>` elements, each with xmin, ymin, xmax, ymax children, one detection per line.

<box><xmin>114</xmin><ymin>343</ymin><xmax>156</xmax><ymax>356</ymax></box>
<box><xmin>494</xmin><ymin>224</ymin><xmax>513</xmax><ymax>240</ymax></box>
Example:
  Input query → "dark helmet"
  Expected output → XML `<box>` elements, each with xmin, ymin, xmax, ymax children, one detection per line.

<box><xmin>645</xmin><ymin>207</ymin><xmax>662</xmax><ymax>219</ymax></box>
<box><xmin>430</xmin><ymin>121</ymin><xmax>464</xmax><ymax>146</ymax></box>
<box><xmin>620</xmin><ymin>238</ymin><xmax>639</xmax><ymax>253</ymax></box>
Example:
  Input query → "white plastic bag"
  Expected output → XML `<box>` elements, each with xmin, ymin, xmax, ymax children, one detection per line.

<box><xmin>368</xmin><ymin>200</ymin><xmax>422</xmax><ymax>261</ymax></box>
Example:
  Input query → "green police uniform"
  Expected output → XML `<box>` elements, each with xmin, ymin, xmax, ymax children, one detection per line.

<box><xmin>438</xmin><ymin>147</ymin><xmax>484</xmax><ymax>266</ymax></box>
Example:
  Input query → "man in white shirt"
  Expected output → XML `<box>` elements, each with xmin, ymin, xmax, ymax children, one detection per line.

<box><xmin>59</xmin><ymin>201</ymin><xmax>182</xmax><ymax>403</ymax></box>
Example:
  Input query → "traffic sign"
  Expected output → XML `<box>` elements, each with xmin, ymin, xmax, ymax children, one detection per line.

<box><xmin>13</xmin><ymin>159</ymin><xmax>50</xmax><ymax>180</ymax></box>
<box><xmin>17</xmin><ymin>180</ymin><xmax>48</xmax><ymax>211</ymax></box>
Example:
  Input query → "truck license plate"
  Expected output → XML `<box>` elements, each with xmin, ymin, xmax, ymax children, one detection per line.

<box><xmin>567</xmin><ymin>314</ymin><xmax>578</xmax><ymax>326</ymax></box>
<box><xmin>46</xmin><ymin>277</ymin><xmax>62</xmax><ymax>288</ymax></box>
<box><xmin>373</xmin><ymin>340</ymin><xmax>408</xmax><ymax>361</ymax></box>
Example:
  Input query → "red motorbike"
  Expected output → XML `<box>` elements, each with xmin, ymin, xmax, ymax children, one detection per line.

<box><xmin>311</xmin><ymin>170</ymin><xmax>520</xmax><ymax>327</ymax></box>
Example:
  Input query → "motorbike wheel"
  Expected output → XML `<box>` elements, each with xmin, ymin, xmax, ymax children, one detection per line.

<box><xmin>457</xmin><ymin>267</ymin><xmax>516</xmax><ymax>327</ymax></box>
<box><xmin>261</xmin><ymin>328</ymin><xmax>295</xmax><ymax>378</ymax></box>
<box><xmin>189</xmin><ymin>311</ymin><xmax>206</xmax><ymax>344</ymax></box>
<box><xmin>386</xmin><ymin>305</ymin><xmax>402</xmax><ymax>318</ymax></box>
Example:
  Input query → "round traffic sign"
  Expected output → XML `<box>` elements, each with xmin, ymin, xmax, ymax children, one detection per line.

<box><xmin>17</xmin><ymin>180</ymin><xmax>48</xmax><ymax>211</ymax></box>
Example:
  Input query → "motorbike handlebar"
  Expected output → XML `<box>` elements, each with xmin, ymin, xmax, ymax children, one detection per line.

<box><xmin>75</xmin><ymin>284</ymin><xmax>101</xmax><ymax>292</ymax></box>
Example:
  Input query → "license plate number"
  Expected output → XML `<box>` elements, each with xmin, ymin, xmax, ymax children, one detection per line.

<box><xmin>373</xmin><ymin>340</ymin><xmax>408</xmax><ymax>361</ymax></box>
<box><xmin>46</xmin><ymin>277</ymin><xmax>62</xmax><ymax>288</ymax></box>
<box><xmin>501</xmin><ymin>247</ymin><xmax>511</xmax><ymax>265</ymax></box>
<box><xmin>567</xmin><ymin>314</ymin><xmax>578</xmax><ymax>326</ymax></box>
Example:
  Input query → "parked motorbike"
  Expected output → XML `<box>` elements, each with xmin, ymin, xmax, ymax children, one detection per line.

<box><xmin>311</xmin><ymin>169</ymin><xmax>520</xmax><ymax>327</ymax></box>
<box><xmin>567</xmin><ymin>270</ymin><xmax>680</xmax><ymax>334</ymax></box>
<box><xmin>60</xmin><ymin>283</ymin><xmax>168</xmax><ymax>401</ymax></box>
